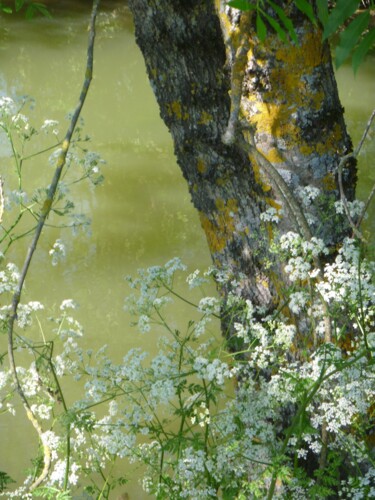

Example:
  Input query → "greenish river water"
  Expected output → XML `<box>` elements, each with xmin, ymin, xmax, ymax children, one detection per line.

<box><xmin>0</xmin><ymin>2</ymin><xmax>374</xmax><ymax>498</ymax></box>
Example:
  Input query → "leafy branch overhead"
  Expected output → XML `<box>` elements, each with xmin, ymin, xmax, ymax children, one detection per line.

<box><xmin>0</xmin><ymin>0</ymin><xmax>50</xmax><ymax>18</ymax></box>
<box><xmin>227</xmin><ymin>0</ymin><xmax>375</xmax><ymax>72</ymax></box>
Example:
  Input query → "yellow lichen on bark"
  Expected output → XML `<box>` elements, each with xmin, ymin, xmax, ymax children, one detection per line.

<box><xmin>250</xmin><ymin>156</ymin><xmax>272</xmax><ymax>192</ymax></box>
<box><xmin>197</xmin><ymin>158</ymin><xmax>206</xmax><ymax>174</ymax></box>
<box><xmin>199</xmin><ymin>198</ymin><xmax>239</xmax><ymax>253</ymax></box>
<box><xmin>166</xmin><ymin>101</ymin><xmax>189</xmax><ymax>120</ymax></box>
<box><xmin>275</xmin><ymin>29</ymin><xmax>326</xmax><ymax>69</ymax></box>
<box><xmin>198</xmin><ymin>111</ymin><xmax>213</xmax><ymax>125</ymax></box>
<box><xmin>322</xmin><ymin>172</ymin><xmax>337</xmax><ymax>191</ymax></box>
<box><xmin>264</xmin><ymin>197</ymin><xmax>282</xmax><ymax>211</ymax></box>
<box><xmin>199</xmin><ymin>213</ymin><xmax>227</xmax><ymax>253</ymax></box>
<box><xmin>263</xmin><ymin>147</ymin><xmax>284</xmax><ymax>164</ymax></box>
<box><xmin>243</xmin><ymin>25</ymin><xmax>328</xmax><ymax>149</ymax></box>
<box><xmin>244</xmin><ymin>99</ymin><xmax>299</xmax><ymax>139</ymax></box>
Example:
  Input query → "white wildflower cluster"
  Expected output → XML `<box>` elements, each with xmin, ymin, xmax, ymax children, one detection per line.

<box><xmin>186</xmin><ymin>269</ymin><xmax>209</xmax><ymax>289</ymax></box>
<box><xmin>0</xmin><ymin>96</ymin><xmax>17</xmax><ymax>116</ymax></box>
<box><xmin>317</xmin><ymin>238</ymin><xmax>374</xmax><ymax>309</ymax></box>
<box><xmin>49</xmin><ymin>459</ymin><xmax>80</xmax><ymax>487</ymax></box>
<box><xmin>334</xmin><ymin>199</ymin><xmax>366</xmax><ymax>219</ymax></box>
<box><xmin>190</xmin><ymin>402</ymin><xmax>210</xmax><ymax>427</ymax></box>
<box><xmin>280</xmin><ymin>232</ymin><xmax>328</xmax><ymax>282</ymax></box>
<box><xmin>11</xmin><ymin>112</ymin><xmax>36</xmax><ymax>140</ymax></box>
<box><xmin>60</xmin><ymin>298</ymin><xmax>78</xmax><ymax>311</ymax></box>
<box><xmin>230</xmin><ymin>298</ymin><xmax>296</xmax><ymax>371</ymax></box>
<box><xmin>16</xmin><ymin>301</ymin><xmax>44</xmax><ymax>329</ymax></box>
<box><xmin>0</xmin><ymin>369</ymin><xmax>13</xmax><ymax>415</ymax></box>
<box><xmin>174</xmin><ymin>448</ymin><xmax>218</xmax><ymax>498</ymax></box>
<box><xmin>280</xmin><ymin>231</ymin><xmax>328</xmax><ymax>258</ymax></box>
<box><xmin>54</xmin><ymin>312</ymin><xmax>83</xmax><ymax>341</ymax></box>
<box><xmin>2</xmin><ymin>254</ymin><xmax>374</xmax><ymax>499</ymax></box>
<box><xmin>80</xmin><ymin>151</ymin><xmax>105</xmax><ymax>186</ymax></box>
<box><xmin>49</xmin><ymin>239</ymin><xmax>66</xmax><ymax>266</ymax></box>
<box><xmin>0</xmin><ymin>262</ymin><xmax>20</xmax><ymax>295</ymax></box>
<box><xmin>124</xmin><ymin>258</ymin><xmax>187</xmax><ymax>332</ymax></box>
<box><xmin>197</xmin><ymin>296</ymin><xmax>220</xmax><ymax>314</ymax></box>
<box><xmin>16</xmin><ymin>364</ymin><xmax>40</xmax><ymax>398</ymax></box>
<box><xmin>339</xmin><ymin>468</ymin><xmax>375</xmax><ymax>499</ymax></box>
<box><xmin>6</xmin><ymin>189</ymin><xmax>28</xmax><ymax>211</ymax></box>
<box><xmin>0</xmin><ymin>96</ymin><xmax>37</xmax><ymax>141</ymax></box>
<box><xmin>193</xmin><ymin>356</ymin><xmax>232</xmax><ymax>385</ymax></box>
<box><xmin>94</xmin><ymin>425</ymin><xmax>136</xmax><ymax>460</ymax></box>
<box><xmin>41</xmin><ymin>118</ymin><xmax>59</xmax><ymax>135</ymax></box>
<box><xmin>288</xmin><ymin>290</ymin><xmax>309</xmax><ymax>314</ymax></box>
<box><xmin>260</xmin><ymin>206</ymin><xmax>280</xmax><ymax>223</ymax></box>
<box><xmin>295</xmin><ymin>185</ymin><xmax>321</xmax><ymax>206</ymax></box>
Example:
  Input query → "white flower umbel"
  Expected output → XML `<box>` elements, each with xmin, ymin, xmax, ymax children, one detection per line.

<box><xmin>49</xmin><ymin>239</ymin><xmax>66</xmax><ymax>266</ymax></box>
<box><xmin>41</xmin><ymin>118</ymin><xmax>59</xmax><ymax>135</ymax></box>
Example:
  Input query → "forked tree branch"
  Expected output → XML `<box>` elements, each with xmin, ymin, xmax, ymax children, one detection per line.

<box><xmin>6</xmin><ymin>0</ymin><xmax>100</xmax><ymax>491</ymax></box>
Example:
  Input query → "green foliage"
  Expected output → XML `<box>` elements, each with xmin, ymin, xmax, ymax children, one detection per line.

<box><xmin>335</xmin><ymin>10</ymin><xmax>371</xmax><ymax>67</ymax></box>
<box><xmin>33</xmin><ymin>487</ymin><xmax>72</xmax><ymax>499</ymax></box>
<box><xmin>322</xmin><ymin>0</ymin><xmax>360</xmax><ymax>39</ymax></box>
<box><xmin>227</xmin><ymin>0</ymin><xmax>256</xmax><ymax>10</ymax></box>
<box><xmin>0</xmin><ymin>0</ymin><xmax>50</xmax><ymax>18</ymax></box>
<box><xmin>0</xmin><ymin>471</ymin><xmax>15</xmax><ymax>493</ymax></box>
<box><xmin>294</xmin><ymin>0</ymin><xmax>317</xmax><ymax>25</ymax></box>
<box><xmin>226</xmin><ymin>0</ymin><xmax>375</xmax><ymax>72</ymax></box>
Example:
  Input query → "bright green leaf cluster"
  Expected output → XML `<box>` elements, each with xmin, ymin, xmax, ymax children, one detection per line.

<box><xmin>226</xmin><ymin>0</ymin><xmax>375</xmax><ymax>73</ymax></box>
<box><xmin>0</xmin><ymin>0</ymin><xmax>50</xmax><ymax>18</ymax></box>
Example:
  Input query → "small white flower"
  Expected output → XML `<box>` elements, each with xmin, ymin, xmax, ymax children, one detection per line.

<box><xmin>260</xmin><ymin>207</ymin><xmax>280</xmax><ymax>223</ymax></box>
<box><xmin>49</xmin><ymin>239</ymin><xmax>66</xmax><ymax>266</ymax></box>
<box><xmin>138</xmin><ymin>314</ymin><xmax>151</xmax><ymax>333</ymax></box>
<box><xmin>186</xmin><ymin>269</ymin><xmax>208</xmax><ymax>288</ymax></box>
<box><xmin>41</xmin><ymin>119</ymin><xmax>59</xmax><ymax>135</ymax></box>
<box><xmin>60</xmin><ymin>299</ymin><xmax>78</xmax><ymax>310</ymax></box>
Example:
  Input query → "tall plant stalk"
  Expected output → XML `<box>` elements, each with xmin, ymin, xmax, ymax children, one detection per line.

<box><xmin>6</xmin><ymin>0</ymin><xmax>100</xmax><ymax>490</ymax></box>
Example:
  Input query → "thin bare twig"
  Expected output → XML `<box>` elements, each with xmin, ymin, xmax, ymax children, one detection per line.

<box><xmin>354</xmin><ymin>108</ymin><xmax>375</xmax><ymax>158</ymax></box>
<box><xmin>338</xmin><ymin>108</ymin><xmax>375</xmax><ymax>240</ymax></box>
<box><xmin>7</xmin><ymin>0</ymin><xmax>100</xmax><ymax>491</ymax></box>
<box><xmin>0</xmin><ymin>176</ymin><xmax>4</xmax><ymax>225</ymax></box>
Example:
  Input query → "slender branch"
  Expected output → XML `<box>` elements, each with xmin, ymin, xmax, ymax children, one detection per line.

<box><xmin>237</xmin><ymin>130</ymin><xmax>312</xmax><ymax>241</ymax></box>
<box><xmin>354</xmin><ymin>108</ymin><xmax>375</xmax><ymax>158</ymax></box>
<box><xmin>357</xmin><ymin>181</ymin><xmax>375</xmax><ymax>230</ymax></box>
<box><xmin>337</xmin><ymin>152</ymin><xmax>364</xmax><ymax>240</ymax></box>
<box><xmin>0</xmin><ymin>176</ymin><xmax>4</xmax><ymax>225</ymax></box>
<box><xmin>338</xmin><ymin>108</ymin><xmax>375</xmax><ymax>240</ymax></box>
<box><xmin>237</xmin><ymin>126</ymin><xmax>333</xmax><ymax>343</ymax></box>
<box><xmin>6</xmin><ymin>0</ymin><xmax>100</xmax><ymax>491</ymax></box>
<box><xmin>21</xmin><ymin>140</ymin><xmax>62</xmax><ymax>161</ymax></box>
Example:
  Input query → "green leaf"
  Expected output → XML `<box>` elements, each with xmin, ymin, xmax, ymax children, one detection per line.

<box><xmin>1</xmin><ymin>6</ymin><xmax>12</xmax><ymax>13</ymax></box>
<box><xmin>256</xmin><ymin>13</ymin><xmax>267</xmax><ymax>42</ymax></box>
<box><xmin>352</xmin><ymin>28</ymin><xmax>375</xmax><ymax>74</ymax></box>
<box><xmin>335</xmin><ymin>11</ymin><xmax>370</xmax><ymax>68</ymax></box>
<box><xmin>227</xmin><ymin>0</ymin><xmax>256</xmax><ymax>10</ymax></box>
<box><xmin>15</xmin><ymin>0</ymin><xmax>25</xmax><ymax>12</ymax></box>
<box><xmin>268</xmin><ymin>0</ymin><xmax>298</xmax><ymax>43</ymax></box>
<box><xmin>323</xmin><ymin>0</ymin><xmax>360</xmax><ymax>40</ymax></box>
<box><xmin>33</xmin><ymin>3</ymin><xmax>51</xmax><ymax>18</ymax></box>
<box><xmin>24</xmin><ymin>2</ymin><xmax>50</xmax><ymax>19</ymax></box>
<box><xmin>294</xmin><ymin>0</ymin><xmax>317</xmax><ymax>26</ymax></box>
<box><xmin>316</xmin><ymin>0</ymin><xmax>328</xmax><ymax>26</ymax></box>
<box><xmin>263</xmin><ymin>11</ymin><xmax>287</xmax><ymax>42</ymax></box>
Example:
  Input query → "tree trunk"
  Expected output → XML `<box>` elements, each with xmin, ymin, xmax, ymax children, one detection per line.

<box><xmin>127</xmin><ymin>0</ymin><xmax>356</xmax><ymax>330</ymax></box>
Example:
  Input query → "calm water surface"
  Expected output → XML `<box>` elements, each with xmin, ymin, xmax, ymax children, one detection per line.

<box><xmin>0</xmin><ymin>2</ymin><xmax>374</xmax><ymax>498</ymax></box>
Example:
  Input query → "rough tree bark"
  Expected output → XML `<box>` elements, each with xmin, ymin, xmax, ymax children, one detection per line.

<box><xmin>127</xmin><ymin>0</ymin><xmax>356</xmax><ymax>334</ymax></box>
